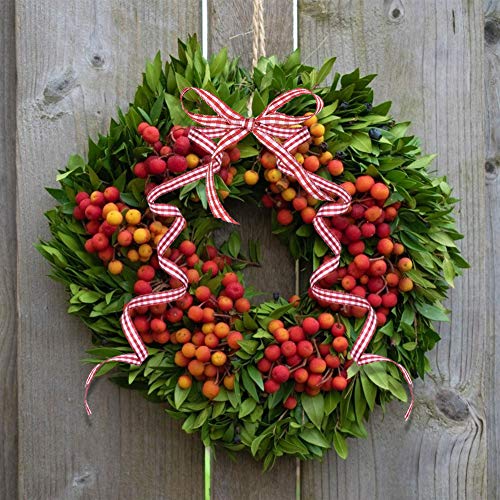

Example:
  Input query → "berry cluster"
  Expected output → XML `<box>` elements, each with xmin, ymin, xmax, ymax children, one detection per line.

<box><xmin>134</xmin><ymin>123</ymin><xmax>241</xmax><ymax>200</ymax></box>
<box><xmin>245</xmin><ymin>113</ymin><xmax>343</xmax><ymax>226</ymax></box>
<box><xmin>72</xmin><ymin>186</ymin><xmax>131</xmax><ymax>274</ymax></box>
<box><xmin>257</xmin><ymin>313</ymin><xmax>352</xmax><ymax>409</ymax></box>
<box><xmin>311</xmin><ymin>174</ymin><xmax>414</xmax><ymax>326</ymax></box>
<box><xmin>171</xmin><ymin>271</ymin><xmax>252</xmax><ymax>400</ymax></box>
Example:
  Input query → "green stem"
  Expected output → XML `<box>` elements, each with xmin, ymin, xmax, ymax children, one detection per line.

<box><xmin>204</xmin><ymin>446</ymin><xmax>211</xmax><ymax>500</ymax></box>
<box><xmin>294</xmin><ymin>259</ymin><xmax>301</xmax><ymax>500</ymax></box>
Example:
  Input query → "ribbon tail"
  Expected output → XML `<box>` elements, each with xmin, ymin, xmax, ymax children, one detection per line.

<box><xmin>354</xmin><ymin>353</ymin><xmax>415</xmax><ymax>421</ymax></box>
<box><xmin>205</xmin><ymin>160</ymin><xmax>239</xmax><ymax>225</ymax></box>
<box><xmin>84</xmin><ymin>352</ymin><xmax>147</xmax><ymax>415</ymax></box>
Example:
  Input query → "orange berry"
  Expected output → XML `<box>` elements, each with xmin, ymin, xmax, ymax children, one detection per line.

<box><xmin>177</xmin><ymin>374</ymin><xmax>192</xmax><ymax>389</ymax></box>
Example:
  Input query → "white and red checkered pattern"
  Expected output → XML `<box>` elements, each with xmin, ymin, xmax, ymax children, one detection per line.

<box><xmin>84</xmin><ymin>87</ymin><xmax>413</xmax><ymax>419</ymax></box>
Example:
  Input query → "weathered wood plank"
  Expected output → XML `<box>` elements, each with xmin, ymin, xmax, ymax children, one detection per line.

<box><xmin>16</xmin><ymin>2</ymin><xmax>204</xmax><ymax>498</ymax></box>
<box><xmin>208</xmin><ymin>2</ymin><xmax>298</xmax><ymax>498</ymax></box>
<box><xmin>484</xmin><ymin>0</ymin><xmax>499</xmax><ymax>497</ymax></box>
<box><xmin>0</xmin><ymin>0</ymin><xmax>18</xmax><ymax>497</ymax></box>
<box><xmin>299</xmin><ymin>1</ymin><xmax>487</xmax><ymax>498</ymax></box>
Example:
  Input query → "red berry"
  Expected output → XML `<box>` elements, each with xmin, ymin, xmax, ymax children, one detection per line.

<box><xmin>281</xmin><ymin>340</ymin><xmax>297</xmax><ymax>357</ymax></box>
<box><xmin>289</xmin><ymin>325</ymin><xmax>305</xmax><ymax>342</ymax></box>
<box><xmin>227</xmin><ymin>331</ymin><xmax>243</xmax><ymax>350</ymax></box>
<box><xmin>381</xmin><ymin>292</ymin><xmax>398</xmax><ymax>308</ymax></box>
<box><xmin>283</xmin><ymin>396</ymin><xmax>297</xmax><ymax>410</ymax></box>
<box><xmin>167</xmin><ymin>155</ymin><xmax>188</xmax><ymax>173</ymax></box>
<box><xmin>277</xmin><ymin>209</ymin><xmax>293</xmax><ymax>226</ymax></box>
<box><xmin>360</xmin><ymin>222</ymin><xmax>376</xmax><ymax>238</ymax></box>
<box><xmin>75</xmin><ymin>192</ymin><xmax>89</xmax><ymax>205</ymax></box>
<box><xmin>103</xmin><ymin>186</ymin><xmax>120</xmax><ymax>202</ymax></box>
<box><xmin>142</xmin><ymin>126</ymin><xmax>160</xmax><ymax>144</ymax></box>
<box><xmin>148</xmin><ymin>157</ymin><xmax>167</xmax><ymax>175</ymax></box>
<box><xmin>294</xmin><ymin>368</ymin><xmax>309</xmax><ymax>383</ymax></box>
<box><xmin>225</xmin><ymin>282</ymin><xmax>244</xmax><ymax>300</ymax></box>
<box><xmin>173</xmin><ymin>136</ymin><xmax>191</xmax><ymax>155</ymax></box>
<box><xmin>332</xmin><ymin>336</ymin><xmax>348</xmax><ymax>353</ymax></box>
<box><xmin>134</xmin><ymin>280</ymin><xmax>152</xmax><ymax>295</ymax></box>
<box><xmin>302</xmin><ymin>317</ymin><xmax>320</xmax><ymax>336</ymax></box>
<box><xmin>179</xmin><ymin>240</ymin><xmax>196</xmax><ymax>256</ymax></box>
<box><xmin>264</xmin><ymin>379</ymin><xmax>280</xmax><ymax>394</ymax></box>
<box><xmin>264</xmin><ymin>344</ymin><xmax>281</xmax><ymax>362</ymax></box>
<box><xmin>331</xmin><ymin>323</ymin><xmax>346</xmax><ymax>337</ymax></box>
<box><xmin>271</xmin><ymin>365</ymin><xmax>290</xmax><ymax>383</ymax></box>
<box><xmin>325</xmin><ymin>354</ymin><xmax>341</xmax><ymax>369</ymax></box>
<box><xmin>133</xmin><ymin>162</ymin><xmax>148</xmax><ymax>178</ymax></box>
<box><xmin>309</xmin><ymin>357</ymin><xmax>327</xmax><ymax>374</ymax></box>
<box><xmin>297</xmin><ymin>340</ymin><xmax>314</xmax><ymax>358</ymax></box>
<box><xmin>137</xmin><ymin>265</ymin><xmax>155</xmax><ymax>281</ymax></box>
<box><xmin>202</xmin><ymin>260</ymin><xmax>219</xmax><ymax>276</ymax></box>
<box><xmin>257</xmin><ymin>358</ymin><xmax>272</xmax><ymax>373</ymax></box>
<box><xmin>331</xmin><ymin>376</ymin><xmax>348</xmax><ymax>391</ymax></box>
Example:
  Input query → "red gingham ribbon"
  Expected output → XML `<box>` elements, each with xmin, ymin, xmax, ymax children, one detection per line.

<box><xmin>84</xmin><ymin>87</ymin><xmax>413</xmax><ymax>419</ymax></box>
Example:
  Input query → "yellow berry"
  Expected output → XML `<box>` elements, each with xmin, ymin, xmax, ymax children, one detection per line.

<box><xmin>312</xmin><ymin>136</ymin><xmax>324</xmax><ymax>146</ymax></box>
<box><xmin>149</xmin><ymin>221</ymin><xmax>163</xmax><ymax>234</ymax></box>
<box><xmin>294</xmin><ymin>153</ymin><xmax>304</xmax><ymax>164</ymax></box>
<box><xmin>102</xmin><ymin>203</ymin><xmax>119</xmax><ymax>218</ymax></box>
<box><xmin>319</xmin><ymin>151</ymin><xmax>333</xmax><ymax>165</ymax></box>
<box><xmin>127</xmin><ymin>249</ymin><xmax>139</xmax><ymax>262</ymax></box>
<box><xmin>218</xmin><ymin>189</ymin><xmax>230</xmax><ymax>199</ymax></box>
<box><xmin>186</xmin><ymin>153</ymin><xmax>200</xmax><ymax>169</ymax></box>
<box><xmin>303</xmin><ymin>112</ymin><xmax>318</xmax><ymax>127</ymax></box>
<box><xmin>138</xmin><ymin>243</ymin><xmax>153</xmax><ymax>259</ymax></box>
<box><xmin>108</xmin><ymin>259</ymin><xmax>123</xmax><ymax>275</ymax></box>
<box><xmin>282</xmin><ymin>187</ymin><xmax>297</xmax><ymax>202</ymax></box>
<box><xmin>310</xmin><ymin>123</ymin><xmax>325</xmax><ymax>137</ymax></box>
<box><xmin>125</xmin><ymin>209</ymin><xmax>141</xmax><ymax>225</ymax></box>
<box><xmin>106</xmin><ymin>210</ymin><xmax>123</xmax><ymax>226</ymax></box>
<box><xmin>133</xmin><ymin>228</ymin><xmax>151</xmax><ymax>244</ymax></box>
<box><xmin>266</xmin><ymin>168</ymin><xmax>282</xmax><ymax>183</ymax></box>
<box><xmin>202</xmin><ymin>322</ymin><xmax>215</xmax><ymax>335</ymax></box>
<box><xmin>244</xmin><ymin>170</ymin><xmax>259</xmax><ymax>185</ymax></box>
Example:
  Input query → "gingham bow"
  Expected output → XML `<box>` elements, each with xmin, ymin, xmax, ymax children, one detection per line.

<box><xmin>84</xmin><ymin>87</ymin><xmax>413</xmax><ymax>420</ymax></box>
<box><xmin>178</xmin><ymin>87</ymin><xmax>333</xmax><ymax>224</ymax></box>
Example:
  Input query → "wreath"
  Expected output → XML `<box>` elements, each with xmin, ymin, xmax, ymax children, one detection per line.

<box><xmin>38</xmin><ymin>36</ymin><xmax>467</xmax><ymax>467</ymax></box>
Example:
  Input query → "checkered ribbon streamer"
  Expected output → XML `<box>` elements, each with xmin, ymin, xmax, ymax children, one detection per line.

<box><xmin>84</xmin><ymin>87</ymin><xmax>413</xmax><ymax>419</ymax></box>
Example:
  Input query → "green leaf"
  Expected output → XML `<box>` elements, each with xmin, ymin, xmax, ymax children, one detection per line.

<box><xmin>362</xmin><ymin>364</ymin><xmax>390</xmax><ymax>390</ymax></box>
<box><xmin>333</xmin><ymin>431</ymin><xmax>348</xmax><ymax>459</ymax></box>
<box><xmin>165</xmin><ymin>93</ymin><xmax>192</xmax><ymax>126</ymax></box>
<box><xmin>300</xmin><ymin>428</ymin><xmax>329</xmax><ymax>448</ymax></box>
<box><xmin>350</xmin><ymin>132</ymin><xmax>372</xmax><ymax>153</ymax></box>
<box><xmin>301</xmin><ymin>393</ymin><xmax>324</xmax><ymax>429</ymax></box>
<box><xmin>241</xmin><ymin>370</ymin><xmax>260</xmax><ymax>401</ymax></box>
<box><xmin>237</xmin><ymin>143</ymin><xmax>260</xmax><ymax>159</ymax></box>
<box><xmin>209</xmin><ymin>47</ymin><xmax>228</xmax><ymax>76</ymax></box>
<box><xmin>239</xmin><ymin>398</ymin><xmax>257</xmax><ymax>418</ymax></box>
<box><xmin>174</xmin><ymin>384</ymin><xmax>191</xmax><ymax>408</ymax></box>
<box><xmin>316</xmin><ymin>57</ymin><xmax>336</xmax><ymax>84</ymax></box>
<box><xmin>227</xmin><ymin>231</ymin><xmax>241</xmax><ymax>258</ymax></box>
<box><xmin>247</xmin><ymin>365</ymin><xmax>264</xmax><ymax>390</ymax></box>
<box><xmin>415</xmin><ymin>303</ymin><xmax>449</xmax><ymax>322</ymax></box>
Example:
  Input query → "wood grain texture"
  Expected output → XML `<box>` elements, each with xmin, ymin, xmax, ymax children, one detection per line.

<box><xmin>0</xmin><ymin>0</ymin><xmax>18</xmax><ymax>497</ymax></box>
<box><xmin>209</xmin><ymin>2</ymin><xmax>298</xmax><ymax>499</ymax></box>
<box><xmin>209</xmin><ymin>0</ymin><xmax>295</xmax><ymax>68</ymax></box>
<box><xmin>484</xmin><ymin>0</ymin><xmax>499</xmax><ymax>498</ymax></box>
<box><xmin>15</xmin><ymin>2</ymin><xmax>203</xmax><ymax>499</ymax></box>
<box><xmin>299</xmin><ymin>1</ymin><xmax>487</xmax><ymax>498</ymax></box>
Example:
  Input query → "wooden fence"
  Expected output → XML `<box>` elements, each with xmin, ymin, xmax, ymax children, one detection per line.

<box><xmin>1</xmin><ymin>0</ymin><xmax>497</xmax><ymax>498</ymax></box>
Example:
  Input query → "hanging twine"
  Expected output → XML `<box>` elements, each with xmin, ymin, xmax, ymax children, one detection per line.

<box><xmin>251</xmin><ymin>0</ymin><xmax>266</xmax><ymax>68</ymax></box>
<box><xmin>248</xmin><ymin>0</ymin><xmax>267</xmax><ymax>114</ymax></box>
